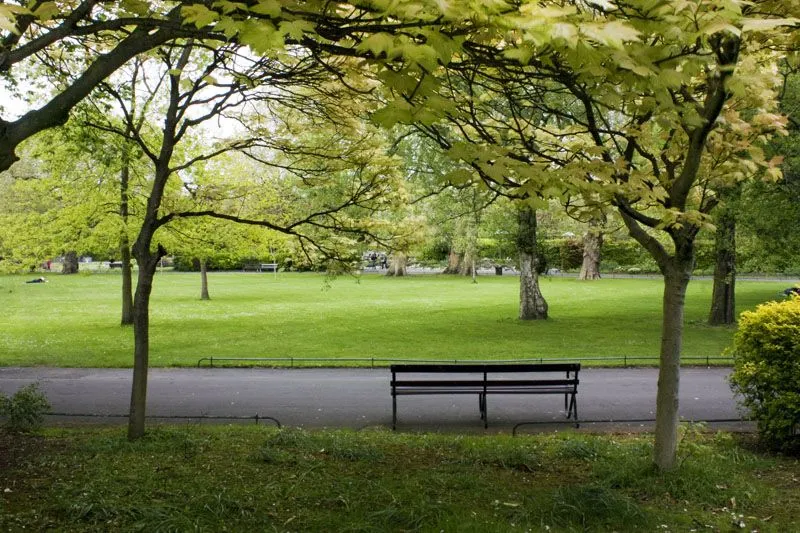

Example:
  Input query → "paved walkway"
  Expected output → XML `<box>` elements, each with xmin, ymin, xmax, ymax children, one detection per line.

<box><xmin>0</xmin><ymin>367</ymin><xmax>750</xmax><ymax>433</ymax></box>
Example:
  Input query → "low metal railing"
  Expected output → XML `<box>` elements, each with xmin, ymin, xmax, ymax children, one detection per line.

<box><xmin>45</xmin><ymin>411</ymin><xmax>281</xmax><ymax>427</ymax></box>
<box><xmin>197</xmin><ymin>355</ymin><xmax>733</xmax><ymax>368</ymax></box>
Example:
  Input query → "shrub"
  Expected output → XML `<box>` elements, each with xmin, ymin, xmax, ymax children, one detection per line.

<box><xmin>729</xmin><ymin>297</ymin><xmax>800</xmax><ymax>453</ymax></box>
<box><xmin>0</xmin><ymin>383</ymin><xmax>51</xmax><ymax>432</ymax></box>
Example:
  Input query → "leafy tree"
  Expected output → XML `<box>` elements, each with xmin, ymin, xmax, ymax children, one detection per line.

<box><xmin>736</xmin><ymin>61</ymin><xmax>800</xmax><ymax>275</ymax></box>
<box><xmin>0</xmin><ymin>2</ymin><xmax>208</xmax><ymax>172</ymax></box>
<box><xmin>99</xmin><ymin>39</ymin><xmax>406</xmax><ymax>439</ymax></box>
<box><xmin>372</xmin><ymin>1</ymin><xmax>796</xmax><ymax>470</ymax></box>
<box><xmin>0</xmin><ymin>125</ymin><xmax>128</xmax><ymax>273</ymax></box>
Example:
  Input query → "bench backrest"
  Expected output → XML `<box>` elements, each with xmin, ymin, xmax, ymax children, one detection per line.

<box><xmin>391</xmin><ymin>363</ymin><xmax>580</xmax><ymax>374</ymax></box>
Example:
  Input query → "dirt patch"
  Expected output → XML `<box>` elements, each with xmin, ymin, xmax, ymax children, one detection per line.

<box><xmin>0</xmin><ymin>430</ymin><xmax>69</xmax><ymax>488</ymax></box>
<box><xmin>0</xmin><ymin>431</ymin><xmax>47</xmax><ymax>474</ymax></box>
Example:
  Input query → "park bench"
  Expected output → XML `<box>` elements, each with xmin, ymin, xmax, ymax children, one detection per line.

<box><xmin>242</xmin><ymin>262</ymin><xmax>278</xmax><ymax>272</ymax></box>
<box><xmin>390</xmin><ymin>363</ymin><xmax>580</xmax><ymax>429</ymax></box>
<box><xmin>109</xmin><ymin>261</ymin><xmax>124</xmax><ymax>268</ymax></box>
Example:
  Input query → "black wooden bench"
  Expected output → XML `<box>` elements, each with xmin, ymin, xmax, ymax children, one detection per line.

<box><xmin>242</xmin><ymin>262</ymin><xmax>278</xmax><ymax>272</ymax></box>
<box><xmin>390</xmin><ymin>363</ymin><xmax>580</xmax><ymax>429</ymax></box>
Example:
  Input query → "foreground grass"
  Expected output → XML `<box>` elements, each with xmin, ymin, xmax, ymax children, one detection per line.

<box><xmin>0</xmin><ymin>272</ymin><xmax>789</xmax><ymax>367</ymax></box>
<box><xmin>1</xmin><ymin>425</ymin><xmax>798</xmax><ymax>532</ymax></box>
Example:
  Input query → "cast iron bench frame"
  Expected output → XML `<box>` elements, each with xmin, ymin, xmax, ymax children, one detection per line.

<box><xmin>390</xmin><ymin>363</ymin><xmax>580</xmax><ymax>429</ymax></box>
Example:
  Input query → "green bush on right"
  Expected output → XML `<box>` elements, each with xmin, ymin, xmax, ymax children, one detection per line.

<box><xmin>729</xmin><ymin>296</ymin><xmax>800</xmax><ymax>454</ymax></box>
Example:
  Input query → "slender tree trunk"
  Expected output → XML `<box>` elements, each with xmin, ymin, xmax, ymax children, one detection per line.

<box><xmin>517</xmin><ymin>205</ymin><xmax>548</xmax><ymax>320</ymax></box>
<box><xmin>62</xmin><ymin>251</ymin><xmax>79</xmax><ymax>274</ymax></box>
<box><xmin>654</xmin><ymin>262</ymin><xmax>692</xmax><ymax>470</ymax></box>
<box><xmin>128</xmin><ymin>245</ymin><xmax>162</xmax><ymax>440</ymax></box>
<box><xmin>579</xmin><ymin>226</ymin><xmax>603</xmax><ymax>280</ymax></box>
<box><xmin>120</xmin><ymin>158</ymin><xmax>134</xmax><ymax>326</ymax></box>
<box><xmin>200</xmin><ymin>257</ymin><xmax>210</xmax><ymax>300</ymax></box>
<box><xmin>385</xmin><ymin>252</ymin><xmax>407</xmax><ymax>277</ymax></box>
<box><xmin>620</xmin><ymin>210</ymin><xmax>698</xmax><ymax>471</ymax></box>
<box><xmin>709</xmin><ymin>207</ymin><xmax>736</xmax><ymax>325</ymax></box>
<box><xmin>126</xmin><ymin>45</ymin><xmax>190</xmax><ymax>440</ymax></box>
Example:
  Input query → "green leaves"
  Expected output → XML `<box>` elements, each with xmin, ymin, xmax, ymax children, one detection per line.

<box><xmin>249</xmin><ymin>0</ymin><xmax>282</xmax><ymax>18</ymax></box>
<box><xmin>0</xmin><ymin>4</ymin><xmax>29</xmax><ymax>33</ymax></box>
<box><xmin>181</xmin><ymin>5</ymin><xmax>220</xmax><ymax>29</ymax></box>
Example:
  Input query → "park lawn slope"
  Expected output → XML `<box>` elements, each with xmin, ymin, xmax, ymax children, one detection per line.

<box><xmin>1</xmin><ymin>425</ymin><xmax>798</xmax><ymax>532</ymax></box>
<box><xmin>0</xmin><ymin>272</ymin><xmax>789</xmax><ymax>367</ymax></box>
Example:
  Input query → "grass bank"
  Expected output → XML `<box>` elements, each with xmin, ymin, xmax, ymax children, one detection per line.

<box><xmin>1</xmin><ymin>425</ymin><xmax>798</xmax><ymax>532</ymax></box>
<box><xmin>0</xmin><ymin>272</ymin><xmax>789</xmax><ymax>367</ymax></box>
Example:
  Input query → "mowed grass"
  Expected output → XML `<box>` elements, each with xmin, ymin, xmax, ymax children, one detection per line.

<box><xmin>2</xmin><ymin>425</ymin><xmax>799</xmax><ymax>532</ymax></box>
<box><xmin>0</xmin><ymin>272</ymin><xmax>789</xmax><ymax>367</ymax></box>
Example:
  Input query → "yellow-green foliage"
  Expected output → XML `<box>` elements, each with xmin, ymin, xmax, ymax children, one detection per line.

<box><xmin>729</xmin><ymin>297</ymin><xmax>800</xmax><ymax>453</ymax></box>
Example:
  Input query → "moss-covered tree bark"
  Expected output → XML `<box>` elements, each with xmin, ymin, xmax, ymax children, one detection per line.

<box><xmin>517</xmin><ymin>204</ymin><xmax>547</xmax><ymax>320</ymax></box>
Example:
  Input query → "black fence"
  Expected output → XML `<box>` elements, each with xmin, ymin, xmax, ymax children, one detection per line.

<box><xmin>197</xmin><ymin>355</ymin><xmax>733</xmax><ymax>368</ymax></box>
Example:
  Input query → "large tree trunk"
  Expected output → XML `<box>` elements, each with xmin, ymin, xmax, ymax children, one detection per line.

<box><xmin>443</xmin><ymin>250</ymin><xmax>462</xmax><ymax>274</ymax></box>
<box><xmin>460</xmin><ymin>219</ymin><xmax>478</xmax><ymax>280</ymax></box>
<box><xmin>62</xmin><ymin>251</ymin><xmax>79</xmax><ymax>274</ymax></box>
<box><xmin>708</xmin><ymin>206</ymin><xmax>736</xmax><ymax>325</ymax></box>
<box><xmin>579</xmin><ymin>226</ymin><xmax>603</xmax><ymax>280</ymax></box>
<box><xmin>200</xmin><ymin>257</ymin><xmax>210</xmax><ymax>300</ymax></box>
<box><xmin>517</xmin><ymin>205</ymin><xmax>548</xmax><ymax>320</ymax></box>
<box><xmin>385</xmin><ymin>252</ymin><xmax>407</xmax><ymax>277</ymax></box>
<box><xmin>120</xmin><ymin>158</ymin><xmax>134</xmax><ymax>326</ymax></box>
<box><xmin>458</xmin><ymin>253</ymin><xmax>475</xmax><ymax>277</ymax></box>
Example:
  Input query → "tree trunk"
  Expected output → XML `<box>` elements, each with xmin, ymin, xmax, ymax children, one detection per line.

<box><xmin>200</xmin><ymin>258</ymin><xmax>210</xmax><ymax>300</ymax></box>
<box><xmin>128</xmin><ymin>245</ymin><xmax>162</xmax><ymax>440</ymax></box>
<box><xmin>126</xmin><ymin>45</ymin><xmax>189</xmax><ymax>440</ymax></box>
<box><xmin>579</xmin><ymin>227</ymin><xmax>603</xmax><ymax>280</ymax></box>
<box><xmin>443</xmin><ymin>250</ymin><xmax>462</xmax><ymax>274</ymax></box>
<box><xmin>458</xmin><ymin>254</ymin><xmax>475</xmax><ymax>277</ymax></box>
<box><xmin>654</xmin><ymin>262</ymin><xmax>692</xmax><ymax>470</ymax></box>
<box><xmin>120</xmin><ymin>158</ymin><xmax>134</xmax><ymax>326</ymax></box>
<box><xmin>517</xmin><ymin>205</ymin><xmax>548</xmax><ymax>320</ymax></box>
<box><xmin>708</xmin><ymin>207</ymin><xmax>736</xmax><ymax>325</ymax></box>
<box><xmin>62</xmin><ymin>251</ymin><xmax>79</xmax><ymax>274</ymax></box>
<box><xmin>385</xmin><ymin>252</ymin><xmax>407</xmax><ymax>277</ymax></box>
<box><xmin>460</xmin><ymin>218</ymin><xmax>479</xmax><ymax>279</ymax></box>
<box><xmin>620</xmin><ymin>209</ymin><xmax>698</xmax><ymax>471</ymax></box>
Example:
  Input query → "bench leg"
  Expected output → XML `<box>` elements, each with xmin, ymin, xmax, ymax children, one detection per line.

<box><xmin>479</xmin><ymin>393</ymin><xmax>488</xmax><ymax>429</ymax></box>
<box><xmin>392</xmin><ymin>393</ymin><xmax>397</xmax><ymax>431</ymax></box>
<box><xmin>567</xmin><ymin>393</ymin><xmax>579</xmax><ymax>428</ymax></box>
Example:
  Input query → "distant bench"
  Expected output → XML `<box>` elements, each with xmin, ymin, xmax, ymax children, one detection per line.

<box><xmin>109</xmin><ymin>261</ymin><xmax>124</xmax><ymax>269</ymax></box>
<box><xmin>390</xmin><ymin>363</ymin><xmax>580</xmax><ymax>429</ymax></box>
<box><xmin>242</xmin><ymin>263</ymin><xmax>278</xmax><ymax>272</ymax></box>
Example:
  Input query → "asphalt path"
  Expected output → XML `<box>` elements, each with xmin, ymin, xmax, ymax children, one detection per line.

<box><xmin>0</xmin><ymin>367</ymin><xmax>751</xmax><ymax>433</ymax></box>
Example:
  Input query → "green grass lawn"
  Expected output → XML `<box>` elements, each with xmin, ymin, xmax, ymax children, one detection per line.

<box><xmin>0</xmin><ymin>272</ymin><xmax>789</xmax><ymax>367</ymax></box>
<box><xmin>2</xmin><ymin>425</ymin><xmax>799</xmax><ymax>532</ymax></box>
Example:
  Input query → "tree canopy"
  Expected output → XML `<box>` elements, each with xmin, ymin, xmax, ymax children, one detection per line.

<box><xmin>2</xmin><ymin>0</ymin><xmax>798</xmax><ymax>470</ymax></box>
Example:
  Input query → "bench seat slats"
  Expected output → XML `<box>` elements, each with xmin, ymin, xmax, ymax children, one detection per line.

<box><xmin>391</xmin><ymin>363</ymin><xmax>580</xmax><ymax>429</ymax></box>
<box><xmin>392</xmin><ymin>363</ymin><xmax>579</xmax><ymax>373</ymax></box>
<box><xmin>392</xmin><ymin>379</ymin><xmax>577</xmax><ymax>388</ymax></box>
